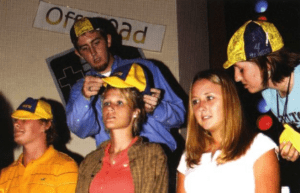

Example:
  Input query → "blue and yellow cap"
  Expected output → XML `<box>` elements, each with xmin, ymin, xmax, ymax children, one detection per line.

<box><xmin>102</xmin><ymin>63</ymin><xmax>151</xmax><ymax>95</ymax></box>
<box><xmin>70</xmin><ymin>17</ymin><xmax>112</xmax><ymax>45</ymax></box>
<box><xmin>224</xmin><ymin>20</ymin><xmax>284</xmax><ymax>69</ymax></box>
<box><xmin>11</xmin><ymin>98</ymin><xmax>53</xmax><ymax>120</ymax></box>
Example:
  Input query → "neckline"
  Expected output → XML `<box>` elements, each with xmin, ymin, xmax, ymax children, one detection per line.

<box><xmin>106</xmin><ymin>136</ymin><xmax>138</xmax><ymax>156</ymax></box>
<box><xmin>276</xmin><ymin>75</ymin><xmax>291</xmax><ymax>124</ymax></box>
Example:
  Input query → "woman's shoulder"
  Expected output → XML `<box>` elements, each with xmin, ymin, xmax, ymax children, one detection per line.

<box><xmin>252</xmin><ymin>133</ymin><xmax>277</xmax><ymax>147</ymax></box>
<box><xmin>246</xmin><ymin>133</ymin><xmax>277</xmax><ymax>160</ymax></box>
<box><xmin>132</xmin><ymin>140</ymin><xmax>166</xmax><ymax>158</ymax></box>
<box><xmin>141</xmin><ymin>141</ymin><xmax>165</xmax><ymax>152</ymax></box>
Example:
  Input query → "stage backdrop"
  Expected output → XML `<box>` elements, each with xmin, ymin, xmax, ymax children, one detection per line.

<box><xmin>0</xmin><ymin>0</ymin><xmax>182</xmax><ymax>159</ymax></box>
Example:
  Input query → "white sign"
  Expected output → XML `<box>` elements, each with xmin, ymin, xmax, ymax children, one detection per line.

<box><xmin>34</xmin><ymin>1</ymin><xmax>165</xmax><ymax>52</ymax></box>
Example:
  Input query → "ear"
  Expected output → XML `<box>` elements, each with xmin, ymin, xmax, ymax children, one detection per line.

<box><xmin>42</xmin><ymin>121</ymin><xmax>52</xmax><ymax>132</ymax></box>
<box><xmin>266</xmin><ymin>62</ymin><xmax>272</xmax><ymax>78</ymax></box>
<box><xmin>133</xmin><ymin>109</ymin><xmax>140</xmax><ymax>119</ymax></box>
<box><xmin>107</xmin><ymin>34</ymin><xmax>112</xmax><ymax>48</ymax></box>
<box><xmin>267</xmin><ymin>63</ymin><xmax>271</xmax><ymax>70</ymax></box>
<box><xmin>266</xmin><ymin>56</ymin><xmax>272</xmax><ymax>70</ymax></box>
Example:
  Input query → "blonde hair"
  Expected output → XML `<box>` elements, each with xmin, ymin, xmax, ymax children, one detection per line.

<box><xmin>102</xmin><ymin>86</ymin><xmax>146</xmax><ymax>136</ymax></box>
<box><xmin>186</xmin><ymin>70</ymin><xmax>256</xmax><ymax>167</ymax></box>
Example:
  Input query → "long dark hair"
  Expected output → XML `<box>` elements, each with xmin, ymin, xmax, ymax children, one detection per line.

<box><xmin>250</xmin><ymin>48</ymin><xmax>300</xmax><ymax>87</ymax></box>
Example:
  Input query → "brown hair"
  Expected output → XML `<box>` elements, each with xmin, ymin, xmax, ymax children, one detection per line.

<box><xmin>186</xmin><ymin>70</ymin><xmax>256</xmax><ymax>167</ymax></box>
<box><xmin>39</xmin><ymin>119</ymin><xmax>57</xmax><ymax>146</ymax></box>
<box><xmin>250</xmin><ymin>48</ymin><xmax>300</xmax><ymax>87</ymax></box>
<box><xmin>102</xmin><ymin>86</ymin><xmax>146</xmax><ymax>136</ymax></box>
<box><xmin>38</xmin><ymin>98</ymin><xmax>57</xmax><ymax>146</ymax></box>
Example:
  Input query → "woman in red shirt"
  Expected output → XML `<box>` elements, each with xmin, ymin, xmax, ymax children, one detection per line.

<box><xmin>75</xmin><ymin>63</ymin><xmax>168</xmax><ymax>193</ymax></box>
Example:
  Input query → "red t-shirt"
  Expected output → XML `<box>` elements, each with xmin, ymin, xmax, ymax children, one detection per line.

<box><xmin>89</xmin><ymin>137</ymin><xmax>138</xmax><ymax>193</ymax></box>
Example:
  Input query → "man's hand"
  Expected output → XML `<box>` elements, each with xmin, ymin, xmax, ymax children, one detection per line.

<box><xmin>82</xmin><ymin>76</ymin><xmax>104</xmax><ymax>99</ymax></box>
<box><xmin>144</xmin><ymin>88</ymin><xmax>161</xmax><ymax>113</ymax></box>
<box><xmin>277</xmin><ymin>141</ymin><xmax>300</xmax><ymax>162</ymax></box>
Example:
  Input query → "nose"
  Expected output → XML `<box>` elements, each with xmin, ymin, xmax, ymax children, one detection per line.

<box><xmin>234</xmin><ymin>68</ymin><xmax>242</xmax><ymax>82</ymax></box>
<box><xmin>91</xmin><ymin>46</ymin><xmax>97</xmax><ymax>56</ymax></box>
<box><xmin>199</xmin><ymin>101</ymin><xmax>207</xmax><ymax>111</ymax></box>
<box><xmin>13</xmin><ymin>119</ymin><xmax>21</xmax><ymax>128</ymax></box>
<box><xmin>106</xmin><ymin>104</ymin><xmax>115</xmax><ymax>111</ymax></box>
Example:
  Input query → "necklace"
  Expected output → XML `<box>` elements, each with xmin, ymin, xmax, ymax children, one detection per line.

<box><xmin>276</xmin><ymin>76</ymin><xmax>291</xmax><ymax>124</ymax></box>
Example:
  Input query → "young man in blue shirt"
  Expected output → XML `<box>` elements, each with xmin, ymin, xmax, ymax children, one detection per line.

<box><xmin>66</xmin><ymin>17</ymin><xmax>185</xmax><ymax>151</ymax></box>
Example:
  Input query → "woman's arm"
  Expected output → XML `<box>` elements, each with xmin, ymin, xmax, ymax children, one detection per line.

<box><xmin>254</xmin><ymin>149</ymin><xmax>280</xmax><ymax>193</ymax></box>
<box><xmin>176</xmin><ymin>172</ymin><xmax>186</xmax><ymax>193</ymax></box>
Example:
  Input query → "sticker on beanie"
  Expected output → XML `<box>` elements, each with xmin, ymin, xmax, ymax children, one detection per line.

<box><xmin>244</xmin><ymin>22</ymin><xmax>272</xmax><ymax>59</ymax></box>
<box><xmin>17</xmin><ymin>98</ymin><xmax>38</xmax><ymax>113</ymax></box>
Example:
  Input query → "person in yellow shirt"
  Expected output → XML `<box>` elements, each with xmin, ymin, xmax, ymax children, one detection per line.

<box><xmin>0</xmin><ymin>97</ymin><xmax>78</xmax><ymax>193</ymax></box>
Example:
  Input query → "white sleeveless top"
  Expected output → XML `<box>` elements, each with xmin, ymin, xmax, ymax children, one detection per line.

<box><xmin>177</xmin><ymin>133</ymin><xmax>277</xmax><ymax>193</ymax></box>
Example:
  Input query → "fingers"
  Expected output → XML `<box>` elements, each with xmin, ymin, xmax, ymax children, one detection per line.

<box><xmin>150</xmin><ymin>88</ymin><xmax>161</xmax><ymax>98</ymax></box>
<box><xmin>144</xmin><ymin>103</ymin><xmax>155</xmax><ymax>113</ymax></box>
<box><xmin>144</xmin><ymin>96</ymin><xmax>159</xmax><ymax>113</ymax></box>
<box><xmin>82</xmin><ymin>76</ymin><xmax>104</xmax><ymax>98</ymax></box>
<box><xmin>280</xmin><ymin>141</ymin><xmax>300</xmax><ymax>162</ymax></box>
<box><xmin>289</xmin><ymin>150</ymin><xmax>300</xmax><ymax>162</ymax></box>
<box><xmin>143</xmin><ymin>95</ymin><xmax>160</xmax><ymax>106</ymax></box>
<box><xmin>143</xmin><ymin>88</ymin><xmax>162</xmax><ymax>113</ymax></box>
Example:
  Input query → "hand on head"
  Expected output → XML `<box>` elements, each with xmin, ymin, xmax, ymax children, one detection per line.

<box><xmin>144</xmin><ymin>88</ymin><xmax>161</xmax><ymax>113</ymax></box>
<box><xmin>82</xmin><ymin>76</ymin><xmax>104</xmax><ymax>98</ymax></box>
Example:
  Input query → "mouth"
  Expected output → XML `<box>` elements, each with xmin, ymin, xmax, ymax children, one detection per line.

<box><xmin>202</xmin><ymin>115</ymin><xmax>211</xmax><ymax>120</ymax></box>
<box><xmin>93</xmin><ymin>57</ymin><xmax>101</xmax><ymax>63</ymax></box>
<box><xmin>14</xmin><ymin>130</ymin><xmax>24</xmax><ymax>137</ymax></box>
<box><xmin>105</xmin><ymin>115</ymin><xmax>115</xmax><ymax>122</ymax></box>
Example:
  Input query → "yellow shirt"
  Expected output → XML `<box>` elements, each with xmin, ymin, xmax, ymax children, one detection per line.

<box><xmin>0</xmin><ymin>146</ymin><xmax>78</xmax><ymax>193</ymax></box>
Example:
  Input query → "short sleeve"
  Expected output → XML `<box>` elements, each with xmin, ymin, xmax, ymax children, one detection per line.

<box><xmin>248</xmin><ymin>133</ymin><xmax>278</xmax><ymax>163</ymax></box>
<box><xmin>177</xmin><ymin>152</ymin><xmax>187</xmax><ymax>174</ymax></box>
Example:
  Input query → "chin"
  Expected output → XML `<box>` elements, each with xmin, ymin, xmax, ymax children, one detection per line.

<box><xmin>93</xmin><ymin>63</ymin><xmax>109</xmax><ymax>72</ymax></box>
<box><xmin>247</xmin><ymin>88</ymin><xmax>260</xmax><ymax>94</ymax></box>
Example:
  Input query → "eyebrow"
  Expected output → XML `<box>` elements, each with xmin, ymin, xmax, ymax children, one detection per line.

<box><xmin>78</xmin><ymin>37</ymin><xmax>102</xmax><ymax>49</ymax></box>
<box><xmin>192</xmin><ymin>92</ymin><xmax>215</xmax><ymax>98</ymax></box>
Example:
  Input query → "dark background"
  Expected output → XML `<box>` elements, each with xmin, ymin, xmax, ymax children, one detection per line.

<box><xmin>212</xmin><ymin>0</ymin><xmax>300</xmax><ymax>70</ymax></box>
<box><xmin>225</xmin><ymin>0</ymin><xmax>300</xmax><ymax>51</ymax></box>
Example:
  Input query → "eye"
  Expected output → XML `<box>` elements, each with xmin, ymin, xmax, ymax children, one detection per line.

<box><xmin>234</xmin><ymin>66</ymin><xmax>244</xmax><ymax>74</ymax></box>
<box><xmin>79</xmin><ymin>46</ymin><xmax>89</xmax><ymax>52</ymax></box>
<box><xmin>117</xmin><ymin>100</ymin><xmax>124</xmax><ymax>105</ymax></box>
<box><xmin>207</xmin><ymin>96</ymin><xmax>214</xmax><ymax>101</ymax></box>
<box><xmin>103</xmin><ymin>101</ymin><xmax>110</xmax><ymax>107</ymax></box>
<box><xmin>191</xmin><ymin>99</ymin><xmax>199</xmax><ymax>106</ymax></box>
<box><xmin>93</xmin><ymin>39</ymin><xmax>101</xmax><ymax>46</ymax></box>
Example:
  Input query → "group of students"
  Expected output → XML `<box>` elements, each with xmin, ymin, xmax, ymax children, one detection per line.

<box><xmin>0</xmin><ymin>16</ymin><xmax>300</xmax><ymax>193</ymax></box>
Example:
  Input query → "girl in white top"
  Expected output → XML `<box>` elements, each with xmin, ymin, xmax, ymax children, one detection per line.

<box><xmin>176</xmin><ymin>70</ymin><xmax>280</xmax><ymax>193</ymax></box>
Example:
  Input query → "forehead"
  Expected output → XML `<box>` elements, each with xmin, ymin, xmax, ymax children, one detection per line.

<box><xmin>103</xmin><ymin>88</ymin><xmax>127</xmax><ymax>99</ymax></box>
<box><xmin>192</xmin><ymin>79</ymin><xmax>222</xmax><ymax>96</ymax></box>
<box><xmin>77</xmin><ymin>30</ymin><xmax>104</xmax><ymax>44</ymax></box>
<box><xmin>14</xmin><ymin>119</ymin><xmax>41</xmax><ymax>123</ymax></box>
<box><xmin>234</xmin><ymin>61</ymin><xmax>256</xmax><ymax>68</ymax></box>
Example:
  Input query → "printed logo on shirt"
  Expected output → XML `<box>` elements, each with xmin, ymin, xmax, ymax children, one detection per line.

<box><xmin>278</xmin><ymin>111</ymin><xmax>300</xmax><ymax>131</ymax></box>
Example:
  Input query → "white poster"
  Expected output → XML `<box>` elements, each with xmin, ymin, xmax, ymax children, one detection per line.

<box><xmin>33</xmin><ymin>1</ymin><xmax>165</xmax><ymax>52</ymax></box>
